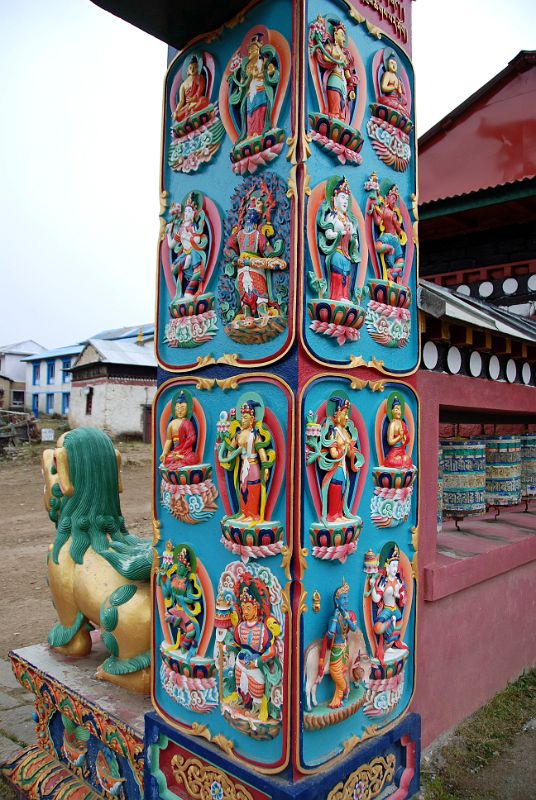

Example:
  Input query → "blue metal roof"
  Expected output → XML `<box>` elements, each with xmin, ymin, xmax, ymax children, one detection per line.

<box><xmin>21</xmin><ymin>345</ymin><xmax>84</xmax><ymax>362</ymax></box>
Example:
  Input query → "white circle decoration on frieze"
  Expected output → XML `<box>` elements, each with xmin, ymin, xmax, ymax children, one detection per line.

<box><xmin>456</xmin><ymin>284</ymin><xmax>470</xmax><ymax>296</ymax></box>
<box><xmin>528</xmin><ymin>274</ymin><xmax>536</xmax><ymax>292</ymax></box>
<box><xmin>423</xmin><ymin>341</ymin><xmax>439</xmax><ymax>370</ymax></box>
<box><xmin>488</xmin><ymin>355</ymin><xmax>501</xmax><ymax>380</ymax></box>
<box><xmin>469</xmin><ymin>351</ymin><xmax>482</xmax><ymax>377</ymax></box>
<box><xmin>522</xmin><ymin>362</ymin><xmax>532</xmax><ymax>385</ymax></box>
<box><xmin>479</xmin><ymin>281</ymin><xmax>494</xmax><ymax>298</ymax></box>
<box><xmin>502</xmin><ymin>278</ymin><xmax>518</xmax><ymax>295</ymax></box>
<box><xmin>447</xmin><ymin>346</ymin><xmax>462</xmax><ymax>374</ymax></box>
<box><xmin>506</xmin><ymin>359</ymin><xmax>517</xmax><ymax>383</ymax></box>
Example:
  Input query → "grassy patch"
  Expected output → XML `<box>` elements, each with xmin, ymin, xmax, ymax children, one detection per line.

<box><xmin>421</xmin><ymin>668</ymin><xmax>536</xmax><ymax>799</ymax></box>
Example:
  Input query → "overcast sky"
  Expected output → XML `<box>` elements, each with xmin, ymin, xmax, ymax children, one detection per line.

<box><xmin>1</xmin><ymin>0</ymin><xmax>533</xmax><ymax>349</ymax></box>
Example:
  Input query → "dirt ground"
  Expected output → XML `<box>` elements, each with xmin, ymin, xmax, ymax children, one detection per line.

<box><xmin>0</xmin><ymin>439</ymin><xmax>153</xmax><ymax>660</ymax></box>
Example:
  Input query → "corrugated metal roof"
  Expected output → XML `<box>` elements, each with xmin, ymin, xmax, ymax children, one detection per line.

<box><xmin>90</xmin><ymin>323</ymin><xmax>154</xmax><ymax>340</ymax></box>
<box><xmin>0</xmin><ymin>340</ymin><xmax>46</xmax><ymax>355</ymax></box>
<box><xmin>21</xmin><ymin>345</ymin><xmax>85</xmax><ymax>362</ymax></box>
<box><xmin>81</xmin><ymin>338</ymin><xmax>157</xmax><ymax>367</ymax></box>
<box><xmin>418</xmin><ymin>279</ymin><xmax>536</xmax><ymax>344</ymax></box>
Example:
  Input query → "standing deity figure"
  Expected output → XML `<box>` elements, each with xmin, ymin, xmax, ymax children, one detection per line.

<box><xmin>225</xmin><ymin>189</ymin><xmax>287</xmax><ymax>324</ymax></box>
<box><xmin>379</xmin><ymin>50</ymin><xmax>407</xmax><ymax>113</ymax></box>
<box><xmin>317</xmin><ymin>580</ymin><xmax>358</xmax><ymax>708</ymax></box>
<box><xmin>317</xmin><ymin>176</ymin><xmax>360</xmax><ymax>302</ymax></box>
<box><xmin>156</xmin><ymin>544</ymin><xmax>202</xmax><ymax>656</ymax></box>
<box><xmin>228</xmin><ymin>34</ymin><xmax>279</xmax><ymax>141</ymax></box>
<box><xmin>384</xmin><ymin>395</ymin><xmax>413</xmax><ymax>469</ymax></box>
<box><xmin>173</xmin><ymin>54</ymin><xmax>209</xmax><ymax>123</ymax></box>
<box><xmin>160</xmin><ymin>390</ymin><xmax>198</xmax><ymax>469</ymax></box>
<box><xmin>217</xmin><ymin>398</ymin><xmax>275</xmax><ymax>523</ymax></box>
<box><xmin>366</xmin><ymin>176</ymin><xmax>407</xmax><ymax>283</ymax></box>
<box><xmin>309</xmin><ymin>18</ymin><xmax>358</xmax><ymax>122</ymax></box>
<box><xmin>224</xmin><ymin>574</ymin><xmax>281</xmax><ymax>722</ymax></box>
<box><xmin>368</xmin><ymin>545</ymin><xmax>408</xmax><ymax>666</ymax></box>
<box><xmin>313</xmin><ymin>394</ymin><xmax>364</xmax><ymax>525</ymax></box>
<box><xmin>166</xmin><ymin>192</ymin><xmax>208</xmax><ymax>301</ymax></box>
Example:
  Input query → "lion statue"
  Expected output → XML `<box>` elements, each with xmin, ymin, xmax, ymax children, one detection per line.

<box><xmin>42</xmin><ymin>427</ymin><xmax>151</xmax><ymax>693</ymax></box>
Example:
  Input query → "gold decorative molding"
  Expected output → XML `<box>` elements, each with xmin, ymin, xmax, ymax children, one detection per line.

<box><xmin>350</xmin><ymin>377</ymin><xmax>368</xmax><ymax>391</ymax></box>
<box><xmin>212</xmin><ymin>734</ymin><xmax>235</xmax><ymax>758</ymax></box>
<box><xmin>410</xmin><ymin>192</ymin><xmax>419</xmax><ymax>222</ymax></box>
<box><xmin>159</xmin><ymin>190</ymin><xmax>168</xmax><ymax>240</ymax></box>
<box><xmin>327</xmin><ymin>754</ymin><xmax>396</xmax><ymax>800</ymax></box>
<box><xmin>298</xmin><ymin>589</ymin><xmax>308</xmax><ymax>617</ymax></box>
<box><xmin>304</xmin><ymin>131</ymin><xmax>313</xmax><ymax>160</ymax></box>
<box><xmin>341</xmin><ymin>735</ymin><xmax>360</xmax><ymax>758</ymax></box>
<box><xmin>190</xmin><ymin>723</ymin><xmax>211</xmax><ymax>743</ymax></box>
<box><xmin>217</xmin><ymin>353</ymin><xmax>240</xmax><ymax>367</ymax></box>
<box><xmin>411</xmin><ymin>552</ymin><xmax>418</xmax><ymax>579</ymax></box>
<box><xmin>411</xmin><ymin>526</ymin><xmax>419</xmax><ymax>552</ymax></box>
<box><xmin>280</xmin><ymin>546</ymin><xmax>292</xmax><ymax>581</ymax></box>
<box><xmin>286</xmin><ymin>133</ymin><xmax>299</xmax><ymax>165</ymax></box>
<box><xmin>368</xmin><ymin>356</ymin><xmax>385</xmax><ymax>372</ymax></box>
<box><xmin>286</xmin><ymin>165</ymin><xmax>298</xmax><ymax>201</ymax></box>
<box><xmin>195</xmin><ymin>378</ymin><xmax>215</xmax><ymax>391</ymax></box>
<box><xmin>348</xmin><ymin>355</ymin><xmax>367</xmax><ymax>369</ymax></box>
<box><xmin>299</xmin><ymin>547</ymin><xmax>309</xmax><ymax>574</ymax></box>
<box><xmin>152</xmin><ymin>518</ymin><xmax>161</xmax><ymax>548</ymax></box>
<box><xmin>281</xmin><ymin>582</ymin><xmax>292</xmax><ymax>616</ymax></box>
<box><xmin>196</xmin><ymin>355</ymin><xmax>216</xmax><ymax>368</ymax></box>
<box><xmin>368</xmin><ymin>380</ymin><xmax>385</xmax><ymax>393</ymax></box>
<box><xmin>216</xmin><ymin>376</ymin><xmax>240</xmax><ymax>391</ymax></box>
<box><xmin>171</xmin><ymin>754</ymin><xmax>253</xmax><ymax>800</ymax></box>
<box><xmin>342</xmin><ymin>3</ymin><xmax>383</xmax><ymax>40</ymax></box>
<box><xmin>205</xmin><ymin>8</ymin><xmax>248</xmax><ymax>43</ymax></box>
<box><xmin>303</xmin><ymin>164</ymin><xmax>312</xmax><ymax>197</ymax></box>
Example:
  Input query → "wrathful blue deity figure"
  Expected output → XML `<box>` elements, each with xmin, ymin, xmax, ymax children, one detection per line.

<box><xmin>317</xmin><ymin>579</ymin><xmax>358</xmax><ymax>708</ymax></box>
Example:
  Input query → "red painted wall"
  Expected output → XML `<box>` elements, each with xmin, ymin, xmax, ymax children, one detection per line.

<box><xmin>413</xmin><ymin>369</ymin><xmax>536</xmax><ymax>746</ymax></box>
<box><xmin>419</xmin><ymin>63</ymin><xmax>536</xmax><ymax>204</ymax></box>
<box><xmin>415</xmin><ymin>563</ymin><xmax>536</xmax><ymax>746</ymax></box>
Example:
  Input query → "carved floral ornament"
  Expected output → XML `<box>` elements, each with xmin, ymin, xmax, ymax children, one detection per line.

<box><xmin>327</xmin><ymin>753</ymin><xmax>396</xmax><ymax>800</ymax></box>
<box><xmin>171</xmin><ymin>754</ymin><xmax>256</xmax><ymax>800</ymax></box>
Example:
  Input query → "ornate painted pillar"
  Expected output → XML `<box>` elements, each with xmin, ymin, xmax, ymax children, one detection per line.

<box><xmin>148</xmin><ymin>0</ymin><xmax>420</xmax><ymax>796</ymax></box>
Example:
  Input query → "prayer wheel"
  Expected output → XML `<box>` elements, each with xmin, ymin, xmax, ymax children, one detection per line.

<box><xmin>485</xmin><ymin>435</ymin><xmax>522</xmax><ymax>507</ymax></box>
<box><xmin>441</xmin><ymin>440</ymin><xmax>486</xmax><ymax>519</ymax></box>
<box><xmin>521</xmin><ymin>433</ymin><xmax>536</xmax><ymax>500</ymax></box>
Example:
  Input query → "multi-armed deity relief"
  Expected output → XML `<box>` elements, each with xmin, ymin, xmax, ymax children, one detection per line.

<box><xmin>219</xmin><ymin>173</ymin><xmax>290</xmax><ymax>346</ymax></box>
<box><xmin>152</xmin><ymin>0</ymin><xmax>419</xmax><ymax>781</ymax></box>
<box><xmin>300</xmin><ymin>376</ymin><xmax>417</xmax><ymax>769</ymax></box>
<box><xmin>219</xmin><ymin>27</ymin><xmax>290</xmax><ymax>175</ymax></box>
<box><xmin>308</xmin><ymin>15</ymin><xmax>365</xmax><ymax>165</ymax></box>
<box><xmin>364</xmin><ymin>173</ymin><xmax>414</xmax><ymax>349</ymax></box>
<box><xmin>156</xmin><ymin>541</ymin><xmax>217</xmax><ymax>712</ymax></box>
<box><xmin>162</xmin><ymin>191</ymin><xmax>221</xmax><ymax>349</ymax></box>
<box><xmin>214</xmin><ymin>561</ymin><xmax>285</xmax><ymax>739</ymax></box>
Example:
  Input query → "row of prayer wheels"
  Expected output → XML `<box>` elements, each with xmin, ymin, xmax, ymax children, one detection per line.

<box><xmin>437</xmin><ymin>434</ymin><xmax>536</xmax><ymax>526</ymax></box>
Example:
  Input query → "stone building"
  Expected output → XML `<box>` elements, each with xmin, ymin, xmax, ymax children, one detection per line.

<box><xmin>68</xmin><ymin>335</ymin><xmax>157</xmax><ymax>439</ymax></box>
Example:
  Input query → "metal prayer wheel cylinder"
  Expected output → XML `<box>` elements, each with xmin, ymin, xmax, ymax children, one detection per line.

<box><xmin>521</xmin><ymin>433</ymin><xmax>536</xmax><ymax>499</ymax></box>
<box><xmin>437</xmin><ymin>446</ymin><xmax>443</xmax><ymax>532</ymax></box>
<box><xmin>485</xmin><ymin>435</ymin><xmax>522</xmax><ymax>506</ymax></box>
<box><xmin>441</xmin><ymin>440</ymin><xmax>486</xmax><ymax>519</ymax></box>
